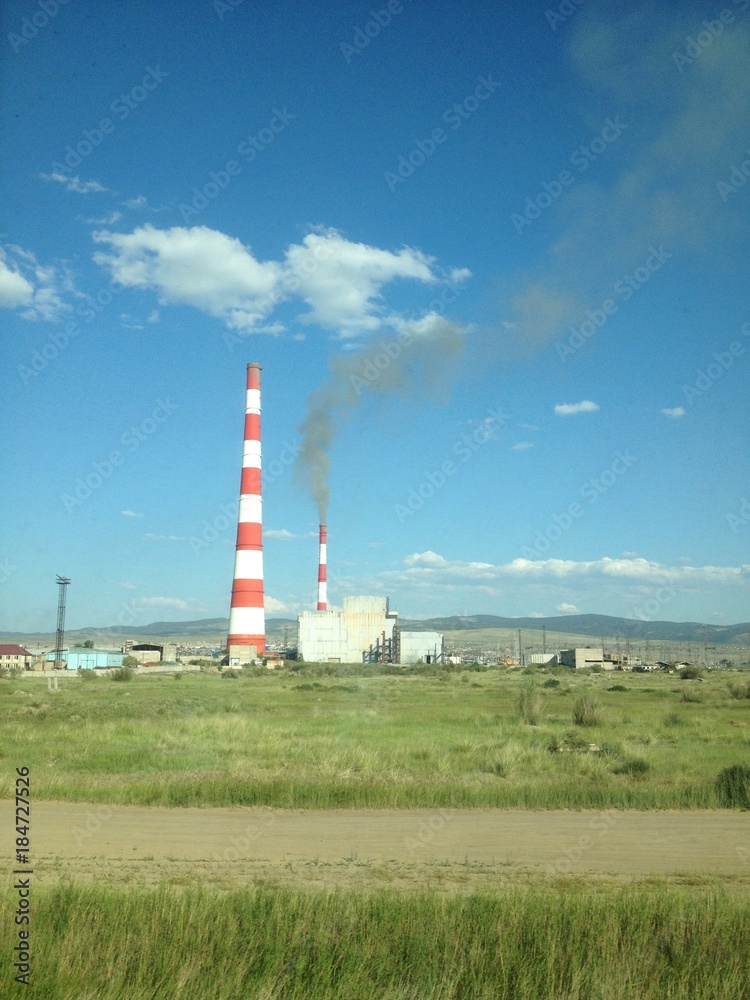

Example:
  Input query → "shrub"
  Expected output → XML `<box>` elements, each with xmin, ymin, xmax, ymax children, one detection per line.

<box><xmin>662</xmin><ymin>711</ymin><xmax>684</xmax><ymax>727</ymax></box>
<box><xmin>221</xmin><ymin>669</ymin><xmax>240</xmax><ymax>679</ymax></box>
<box><xmin>110</xmin><ymin>667</ymin><xmax>134</xmax><ymax>682</ymax></box>
<box><xmin>727</xmin><ymin>681</ymin><xmax>750</xmax><ymax>700</ymax></box>
<box><xmin>680</xmin><ymin>687</ymin><xmax>703</xmax><ymax>703</ymax></box>
<box><xmin>78</xmin><ymin>668</ymin><xmax>98</xmax><ymax>681</ymax></box>
<box><xmin>517</xmin><ymin>679</ymin><xmax>543</xmax><ymax>725</ymax></box>
<box><xmin>715</xmin><ymin>764</ymin><xmax>750</xmax><ymax>809</ymax></box>
<box><xmin>572</xmin><ymin>694</ymin><xmax>603</xmax><ymax>727</ymax></box>
<box><xmin>542</xmin><ymin>678</ymin><xmax>560</xmax><ymax>689</ymax></box>
<box><xmin>607</xmin><ymin>684</ymin><xmax>627</xmax><ymax>692</ymax></box>
<box><xmin>680</xmin><ymin>666</ymin><xmax>703</xmax><ymax>680</ymax></box>
<box><xmin>173</xmin><ymin>672</ymin><xmax>183</xmax><ymax>680</ymax></box>
<box><xmin>614</xmin><ymin>757</ymin><xmax>651</xmax><ymax>777</ymax></box>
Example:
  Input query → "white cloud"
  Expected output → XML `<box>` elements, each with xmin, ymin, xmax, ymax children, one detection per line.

<box><xmin>121</xmin><ymin>510</ymin><xmax>144</xmax><ymax>518</ymax></box>
<box><xmin>283</xmin><ymin>228</ymin><xmax>448</xmax><ymax>335</ymax></box>
<box><xmin>554</xmin><ymin>400</ymin><xmax>599</xmax><ymax>416</ymax></box>
<box><xmin>41</xmin><ymin>172</ymin><xmax>108</xmax><ymax>194</ymax></box>
<box><xmin>383</xmin><ymin>552</ymin><xmax>748</xmax><ymax>590</ymax></box>
<box><xmin>147</xmin><ymin>309</ymin><xmax>159</xmax><ymax>323</ymax></box>
<box><xmin>92</xmin><ymin>224</ymin><xmax>467</xmax><ymax>337</ymax></box>
<box><xmin>530</xmin><ymin>611</ymin><xmax>544</xmax><ymax>618</ymax></box>
<box><xmin>124</xmin><ymin>195</ymin><xmax>148</xmax><ymax>209</ymax></box>
<box><xmin>263</xmin><ymin>528</ymin><xmax>296</xmax><ymax>540</ymax></box>
<box><xmin>120</xmin><ymin>582</ymin><xmax>136</xmax><ymax>590</ymax></box>
<box><xmin>0</xmin><ymin>245</ymin><xmax>74</xmax><ymax>321</ymax></box>
<box><xmin>144</xmin><ymin>533</ymin><xmax>185</xmax><ymax>542</ymax></box>
<box><xmin>0</xmin><ymin>256</ymin><xmax>34</xmax><ymax>308</ymax></box>
<box><xmin>511</xmin><ymin>441</ymin><xmax>534</xmax><ymax>451</ymax></box>
<box><xmin>556</xmin><ymin>603</ymin><xmax>579</xmax><ymax>613</ymax></box>
<box><xmin>93</xmin><ymin>224</ymin><xmax>282</xmax><ymax>332</ymax></box>
<box><xmin>85</xmin><ymin>211</ymin><xmax>122</xmax><ymax>225</ymax></box>
<box><xmin>134</xmin><ymin>596</ymin><xmax>188</xmax><ymax>610</ymax></box>
<box><xmin>661</xmin><ymin>407</ymin><xmax>685</xmax><ymax>419</ymax></box>
<box><xmin>265</xmin><ymin>595</ymin><xmax>291</xmax><ymax>613</ymax></box>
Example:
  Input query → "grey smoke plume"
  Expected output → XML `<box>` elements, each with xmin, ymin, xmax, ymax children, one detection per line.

<box><xmin>295</xmin><ymin>313</ymin><xmax>465</xmax><ymax>520</ymax></box>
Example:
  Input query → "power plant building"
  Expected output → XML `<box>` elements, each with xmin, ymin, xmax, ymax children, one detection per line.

<box><xmin>298</xmin><ymin>596</ymin><xmax>444</xmax><ymax>665</ymax></box>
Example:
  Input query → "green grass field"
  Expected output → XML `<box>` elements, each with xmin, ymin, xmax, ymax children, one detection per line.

<box><xmin>2</xmin><ymin>664</ymin><xmax>749</xmax><ymax>809</ymax></box>
<box><xmin>2</xmin><ymin>881</ymin><xmax>749</xmax><ymax>999</ymax></box>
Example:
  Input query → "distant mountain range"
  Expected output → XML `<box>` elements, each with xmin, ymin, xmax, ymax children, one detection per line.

<box><xmin>2</xmin><ymin>613</ymin><xmax>747</xmax><ymax>646</ymax></box>
<box><xmin>398</xmin><ymin>614</ymin><xmax>749</xmax><ymax>646</ymax></box>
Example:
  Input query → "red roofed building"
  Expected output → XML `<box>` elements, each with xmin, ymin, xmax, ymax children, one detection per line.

<box><xmin>0</xmin><ymin>644</ymin><xmax>33</xmax><ymax>670</ymax></box>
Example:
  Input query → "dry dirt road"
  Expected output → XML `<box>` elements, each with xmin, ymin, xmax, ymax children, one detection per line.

<box><xmin>4</xmin><ymin>802</ymin><xmax>749</xmax><ymax>892</ymax></box>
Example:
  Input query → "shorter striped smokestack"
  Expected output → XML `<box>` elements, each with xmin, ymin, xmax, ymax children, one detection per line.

<box><xmin>317</xmin><ymin>523</ymin><xmax>327</xmax><ymax>611</ymax></box>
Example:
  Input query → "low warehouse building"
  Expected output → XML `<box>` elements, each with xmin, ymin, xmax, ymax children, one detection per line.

<box><xmin>45</xmin><ymin>648</ymin><xmax>125</xmax><ymax>670</ymax></box>
<box><xmin>559</xmin><ymin>647</ymin><xmax>610</xmax><ymax>670</ymax></box>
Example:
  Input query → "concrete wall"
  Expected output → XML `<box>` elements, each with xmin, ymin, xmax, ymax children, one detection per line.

<box><xmin>398</xmin><ymin>631</ymin><xmax>444</xmax><ymax>664</ymax></box>
<box><xmin>559</xmin><ymin>648</ymin><xmax>609</xmax><ymax>669</ymax></box>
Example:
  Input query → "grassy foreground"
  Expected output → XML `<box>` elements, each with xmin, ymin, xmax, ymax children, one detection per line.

<box><xmin>1</xmin><ymin>665</ymin><xmax>749</xmax><ymax>808</ymax></box>
<box><xmin>2</xmin><ymin>882</ymin><xmax>749</xmax><ymax>999</ymax></box>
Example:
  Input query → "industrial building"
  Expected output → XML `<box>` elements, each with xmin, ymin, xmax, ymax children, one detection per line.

<box><xmin>45</xmin><ymin>648</ymin><xmax>125</xmax><ymax>670</ymax></box>
<box><xmin>124</xmin><ymin>641</ymin><xmax>178</xmax><ymax>665</ymax></box>
<box><xmin>559</xmin><ymin>647</ymin><xmax>611</xmax><ymax>670</ymax></box>
<box><xmin>297</xmin><ymin>596</ymin><xmax>444</xmax><ymax>665</ymax></box>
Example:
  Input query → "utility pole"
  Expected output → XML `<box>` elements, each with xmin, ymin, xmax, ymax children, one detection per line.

<box><xmin>54</xmin><ymin>576</ymin><xmax>71</xmax><ymax>671</ymax></box>
<box><xmin>518</xmin><ymin>628</ymin><xmax>522</xmax><ymax>667</ymax></box>
<box><xmin>542</xmin><ymin>626</ymin><xmax>546</xmax><ymax>656</ymax></box>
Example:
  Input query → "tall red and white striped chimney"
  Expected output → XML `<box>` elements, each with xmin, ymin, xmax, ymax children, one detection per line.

<box><xmin>317</xmin><ymin>523</ymin><xmax>327</xmax><ymax>611</ymax></box>
<box><xmin>227</xmin><ymin>362</ymin><xmax>265</xmax><ymax>656</ymax></box>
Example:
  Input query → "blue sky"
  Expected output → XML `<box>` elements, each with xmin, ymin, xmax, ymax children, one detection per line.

<box><xmin>2</xmin><ymin>0</ymin><xmax>749</xmax><ymax>631</ymax></box>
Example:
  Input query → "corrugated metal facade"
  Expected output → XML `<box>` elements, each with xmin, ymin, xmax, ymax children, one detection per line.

<box><xmin>298</xmin><ymin>596</ymin><xmax>398</xmax><ymax>663</ymax></box>
<box><xmin>45</xmin><ymin>649</ymin><xmax>125</xmax><ymax>670</ymax></box>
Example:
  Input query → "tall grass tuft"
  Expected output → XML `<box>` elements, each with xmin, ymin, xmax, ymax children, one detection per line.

<box><xmin>715</xmin><ymin>764</ymin><xmax>750</xmax><ymax>809</ymax></box>
<box><xmin>572</xmin><ymin>694</ymin><xmax>603</xmax><ymax>727</ymax></box>
<box><xmin>3</xmin><ymin>882</ymin><xmax>749</xmax><ymax>1000</ymax></box>
<box><xmin>517</xmin><ymin>679</ymin><xmax>543</xmax><ymax>725</ymax></box>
